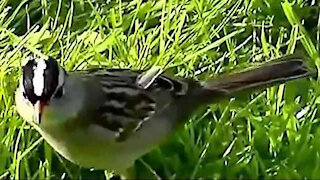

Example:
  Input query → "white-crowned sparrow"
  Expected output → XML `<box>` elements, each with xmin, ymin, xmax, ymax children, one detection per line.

<box><xmin>15</xmin><ymin>56</ymin><xmax>312</xmax><ymax>178</ymax></box>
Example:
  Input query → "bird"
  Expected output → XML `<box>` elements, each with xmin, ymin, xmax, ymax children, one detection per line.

<box><xmin>15</xmin><ymin>55</ymin><xmax>312</xmax><ymax>178</ymax></box>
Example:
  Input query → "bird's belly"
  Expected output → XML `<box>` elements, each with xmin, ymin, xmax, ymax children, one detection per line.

<box><xmin>38</xmin><ymin>105</ymin><xmax>176</xmax><ymax>173</ymax></box>
<box><xmin>38</xmin><ymin>123</ymin><xmax>140</xmax><ymax>173</ymax></box>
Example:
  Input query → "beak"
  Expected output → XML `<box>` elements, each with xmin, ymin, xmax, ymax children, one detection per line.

<box><xmin>34</xmin><ymin>101</ymin><xmax>47</xmax><ymax>124</ymax></box>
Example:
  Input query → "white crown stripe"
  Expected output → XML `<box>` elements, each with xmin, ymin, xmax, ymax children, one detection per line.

<box><xmin>33</xmin><ymin>59</ymin><xmax>47</xmax><ymax>96</ymax></box>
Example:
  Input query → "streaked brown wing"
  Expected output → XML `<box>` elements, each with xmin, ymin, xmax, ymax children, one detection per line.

<box><xmin>86</xmin><ymin>69</ymin><xmax>187</xmax><ymax>142</ymax></box>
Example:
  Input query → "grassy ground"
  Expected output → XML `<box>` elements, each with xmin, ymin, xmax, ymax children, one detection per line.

<box><xmin>0</xmin><ymin>0</ymin><xmax>320</xmax><ymax>179</ymax></box>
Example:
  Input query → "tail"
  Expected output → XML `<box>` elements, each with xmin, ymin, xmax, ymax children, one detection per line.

<box><xmin>199</xmin><ymin>56</ymin><xmax>313</xmax><ymax>97</ymax></box>
<box><xmin>174</xmin><ymin>56</ymin><xmax>313</xmax><ymax>125</ymax></box>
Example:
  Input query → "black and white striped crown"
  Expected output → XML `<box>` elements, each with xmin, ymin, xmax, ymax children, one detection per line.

<box><xmin>22</xmin><ymin>56</ymin><xmax>65</xmax><ymax>104</ymax></box>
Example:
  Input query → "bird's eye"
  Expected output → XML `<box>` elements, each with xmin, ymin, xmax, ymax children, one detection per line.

<box><xmin>54</xmin><ymin>87</ymin><xmax>64</xmax><ymax>98</ymax></box>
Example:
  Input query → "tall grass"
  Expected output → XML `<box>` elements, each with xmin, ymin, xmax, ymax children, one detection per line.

<box><xmin>0</xmin><ymin>0</ymin><xmax>319</xmax><ymax>179</ymax></box>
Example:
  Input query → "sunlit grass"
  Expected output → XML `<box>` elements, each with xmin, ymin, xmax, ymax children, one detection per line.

<box><xmin>0</xmin><ymin>0</ymin><xmax>320</xmax><ymax>179</ymax></box>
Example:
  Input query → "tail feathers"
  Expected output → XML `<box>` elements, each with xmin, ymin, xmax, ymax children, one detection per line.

<box><xmin>201</xmin><ymin>57</ymin><xmax>313</xmax><ymax>95</ymax></box>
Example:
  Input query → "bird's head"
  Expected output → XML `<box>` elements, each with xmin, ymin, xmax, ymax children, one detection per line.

<box><xmin>18</xmin><ymin>57</ymin><xmax>66</xmax><ymax>124</ymax></box>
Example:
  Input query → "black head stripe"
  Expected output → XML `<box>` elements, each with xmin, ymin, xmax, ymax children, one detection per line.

<box><xmin>42</xmin><ymin>58</ymin><xmax>60</xmax><ymax>101</ymax></box>
<box><xmin>22</xmin><ymin>59</ymin><xmax>38</xmax><ymax>104</ymax></box>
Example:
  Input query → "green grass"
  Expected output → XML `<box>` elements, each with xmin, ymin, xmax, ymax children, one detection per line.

<box><xmin>0</xmin><ymin>0</ymin><xmax>320</xmax><ymax>179</ymax></box>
